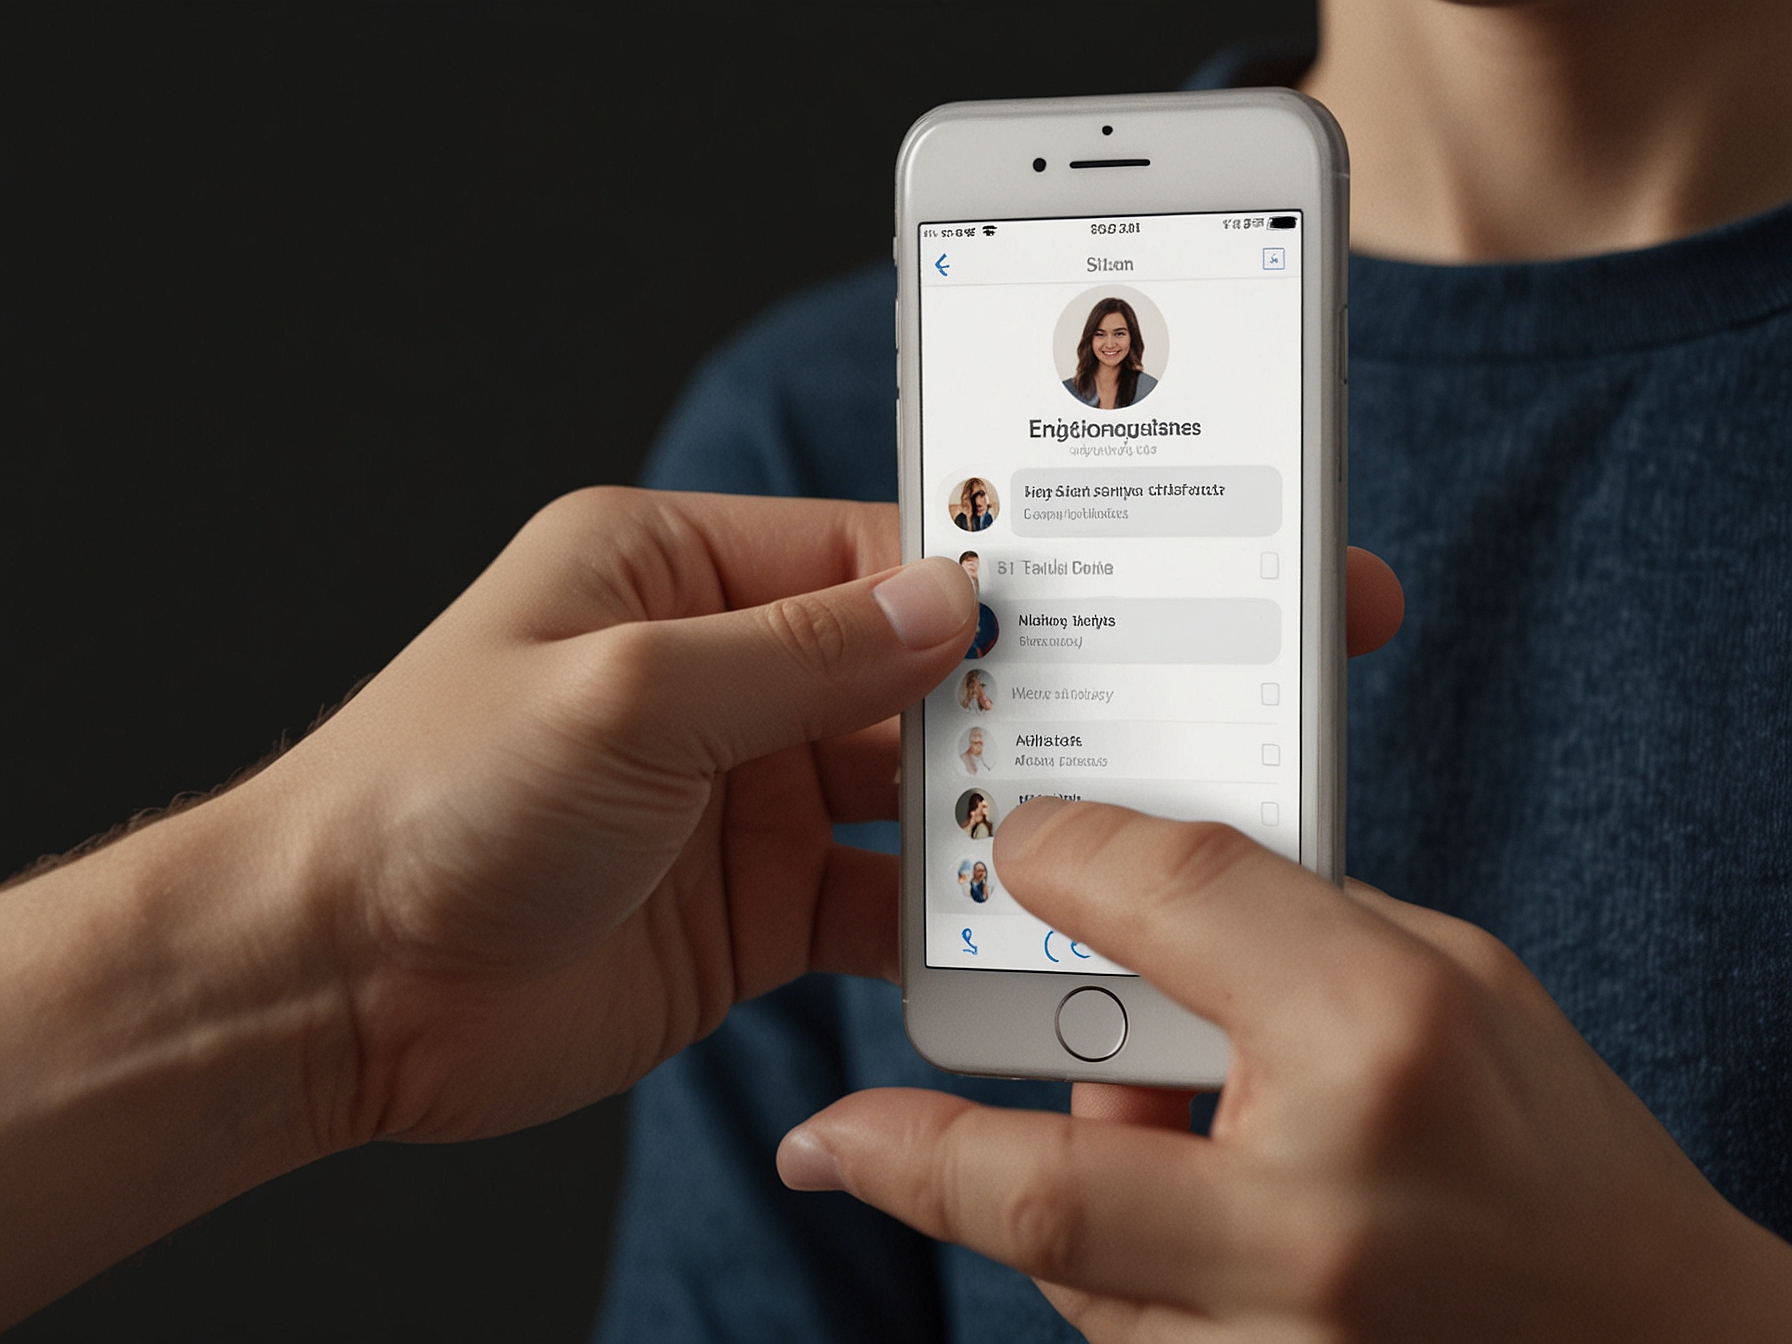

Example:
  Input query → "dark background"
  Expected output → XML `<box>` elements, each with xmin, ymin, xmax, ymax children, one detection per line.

<box><xmin>3</xmin><ymin>5</ymin><xmax>1312</xmax><ymax>1340</ymax></box>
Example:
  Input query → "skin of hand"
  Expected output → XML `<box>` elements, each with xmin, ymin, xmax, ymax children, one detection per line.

<box><xmin>261</xmin><ymin>491</ymin><xmax>1010</xmax><ymax>1139</ymax></box>
<box><xmin>253</xmin><ymin>489</ymin><xmax>990</xmax><ymax>1144</ymax></box>
<box><xmin>779</xmin><ymin>820</ymin><xmax>1792</xmax><ymax>1339</ymax></box>
<box><xmin>0</xmin><ymin>488</ymin><xmax>978</xmax><ymax>1322</ymax></box>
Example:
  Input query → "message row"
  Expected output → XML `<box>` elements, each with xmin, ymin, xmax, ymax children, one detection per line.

<box><xmin>1010</xmin><ymin>465</ymin><xmax>1281</xmax><ymax>537</ymax></box>
<box><xmin>976</xmin><ymin>597</ymin><xmax>1281</xmax><ymax>664</ymax></box>
<box><xmin>941</xmin><ymin>720</ymin><xmax>1287</xmax><ymax>780</ymax></box>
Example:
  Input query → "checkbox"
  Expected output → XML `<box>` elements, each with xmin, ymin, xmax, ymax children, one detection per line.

<box><xmin>1261</xmin><ymin>743</ymin><xmax>1280</xmax><ymax>766</ymax></box>
<box><xmin>1260</xmin><ymin>551</ymin><xmax>1279</xmax><ymax>579</ymax></box>
<box><xmin>1260</xmin><ymin>682</ymin><xmax>1280</xmax><ymax>706</ymax></box>
<box><xmin>1260</xmin><ymin>801</ymin><xmax>1280</xmax><ymax>826</ymax></box>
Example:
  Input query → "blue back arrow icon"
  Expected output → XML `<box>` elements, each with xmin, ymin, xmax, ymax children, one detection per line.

<box><xmin>934</xmin><ymin>253</ymin><xmax>950</xmax><ymax>277</ymax></box>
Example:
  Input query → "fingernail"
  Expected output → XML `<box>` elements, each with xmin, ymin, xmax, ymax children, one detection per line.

<box><xmin>993</xmin><ymin>795</ymin><xmax>1068</xmax><ymax>856</ymax></box>
<box><xmin>777</xmin><ymin>1126</ymin><xmax>845</xmax><ymax>1192</ymax></box>
<box><xmin>873</xmin><ymin>558</ymin><xmax>975</xmax><ymax>650</ymax></box>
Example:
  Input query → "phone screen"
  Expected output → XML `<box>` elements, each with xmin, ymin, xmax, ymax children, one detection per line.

<box><xmin>918</xmin><ymin>210</ymin><xmax>1304</xmax><ymax>974</ymax></box>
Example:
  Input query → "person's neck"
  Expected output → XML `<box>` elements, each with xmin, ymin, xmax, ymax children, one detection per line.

<box><xmin>1300</xmin><ymin>0</ymin><xmax>1792</xmax><ymax>262</ymax></box>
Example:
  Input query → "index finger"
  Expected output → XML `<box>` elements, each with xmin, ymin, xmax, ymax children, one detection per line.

<box><xmin>991</xmin><ymin>800</ymin><xmax>1409</xmax><ymax>1050</ymax></box>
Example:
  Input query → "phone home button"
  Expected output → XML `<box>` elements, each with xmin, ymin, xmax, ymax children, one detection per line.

<box><xmin>1055</xmin><ymin>987</ymin><xmax>1127</xmax><ymax>1062</ymax></box>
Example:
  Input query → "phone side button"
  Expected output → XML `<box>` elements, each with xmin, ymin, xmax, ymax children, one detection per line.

<box><xmin>1055</xmin><ymin>986</ymin><xmax>1127</xmax><ymax>1062</ymax></box>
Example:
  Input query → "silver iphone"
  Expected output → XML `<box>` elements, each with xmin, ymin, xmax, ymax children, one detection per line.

<box><xmin>897</xmin><ymin>90</ymin><xmax>1348</xmax><ymax>1086</ymax></box>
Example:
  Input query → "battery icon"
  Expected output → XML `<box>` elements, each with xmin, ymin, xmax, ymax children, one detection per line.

<box><xmin>1269</xmin><ymin>215</ymin><xmax>1297</xmax><ymax>229</ymax></box>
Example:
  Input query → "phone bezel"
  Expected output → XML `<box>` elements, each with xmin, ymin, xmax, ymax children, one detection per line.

<box><xmin>896</xmin><ymin>89</ymin><xmax>1348</xmax><ymax>1086</ymax></box>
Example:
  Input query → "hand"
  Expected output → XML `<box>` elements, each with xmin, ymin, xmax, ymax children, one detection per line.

<box><xmin>2</xmin><ymin>486</ymin><xmax>985</xmax><ymax>1322</ymax></box>
<box><xmin>779</xmin><ymin>805</ymin><xmax>1792</xmax><ymax>1340</ymax></box>
<box><xmin>255</xmin><ymin>488</ymin><xmax>977</xmax><ymax>1146</ymax></box>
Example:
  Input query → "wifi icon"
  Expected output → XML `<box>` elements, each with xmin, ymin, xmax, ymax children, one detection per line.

<box><xmin>981</xmin><ymin>224</ymin><xmax>998</xmax><ymax>237</ymax></box>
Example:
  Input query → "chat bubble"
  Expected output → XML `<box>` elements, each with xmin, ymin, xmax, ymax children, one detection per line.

<box><xmin>1009</xmin><ymin>466</ymin><xmax>1281</xmax><ymax>537</ymax></box>
<box><xmin>1003</xmin><ymin>598</ymin><xmax>1279</xmax><ymax>664</ymax></box>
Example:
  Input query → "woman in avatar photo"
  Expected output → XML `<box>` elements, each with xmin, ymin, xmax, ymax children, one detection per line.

<box><xmin>957</xmin><ymin>669</ymin><xmax>994</xmax><ymax>712</ymax></box>
<box><xmin>1063</xmin><ymin>296</ymin><xmax>1157</xmax><ymax>409</ymax></box>
<box><xmin>951</xmin><ymin>478</ymin><xmax>997</xmax><ymax>531</ymax></box>
<box><xmin>957</xmin><ymin>790</ymin><xmax>995</xmax><ymax>839</ymax></box>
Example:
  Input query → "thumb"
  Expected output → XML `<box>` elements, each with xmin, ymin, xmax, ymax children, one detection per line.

<box><xmin>588</xmin><ymin>555</ymin><xmax>977</xmax><ymax>773</ymax></box>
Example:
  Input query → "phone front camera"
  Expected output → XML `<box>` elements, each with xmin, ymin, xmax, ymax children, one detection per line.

<box><xmin>1032</xmin><ymin>157</ymin><xmax>1046</xmax><ymax>172</ymax></box>
<box><xmin>1101</xmin><ymin>125</ymin><xmax>1113</xmax><ymax>135</ymax></box>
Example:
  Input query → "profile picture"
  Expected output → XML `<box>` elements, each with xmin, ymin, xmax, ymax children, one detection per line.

<box><xmin>948</xmin><ymin>477</ymin><xmax>999</xmax><ymax>532</ymax></box>
<box><xmin>957</xmin><ymin>725</ymin><xmax>994</xmax><ymax>775</ymax></box>
<box><xmin>955</xmin><ymin>789</ymin><xmax>998</xmax><ymax>839</ymax></box>
<box><xmin>965</xmin><ymin>604</ymin><xmax>999</xmax><ymax>660</ymax></box>
<box><xmin>1053</xmin><ymin>285</ymin><xmax>1169</xmax><ymax>410</ymax></box>
<box><xmin>957</xmin><ymin>668</ymin><xmax>995</xmax><ymax>712</ymax></box>
<box><xmin>958</xmin><ymin>550</ymin><xmax>982</xmax><ymax>596</ymax></box>
<box><xmin>955</xmin><ymin>858</ymin><xmax>994</xmax><ymax>904</ymax></box>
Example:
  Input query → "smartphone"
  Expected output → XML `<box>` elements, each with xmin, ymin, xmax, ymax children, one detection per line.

<box><xmin>896</xmin><ymin>90</ymin><xmax>1348</xmax><ymax>1086</ymax></box>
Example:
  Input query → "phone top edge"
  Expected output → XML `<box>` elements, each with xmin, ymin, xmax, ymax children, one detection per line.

<box><xmin>897</xmin><ymin>88</ymin><xmax>1349</xmax><ymax>185</ymax></box>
